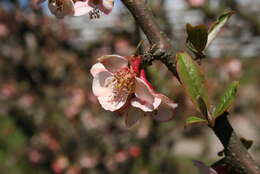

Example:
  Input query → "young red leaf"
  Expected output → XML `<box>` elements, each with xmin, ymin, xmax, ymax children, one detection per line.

<box><xmin>186</xmin><ymin>23</ymin><xmax>208</xmax><ymax>53</ymax></box>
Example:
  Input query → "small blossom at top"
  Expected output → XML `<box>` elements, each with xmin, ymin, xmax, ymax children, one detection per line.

<box><xmin>38</xmin><ymin>0</ymin><xmax>114</xmax><ymax>19</ymax></box>
<box><xmin>90</xmin><ymin>55</ymin><xmax>178</xmax><ymax>127</ymax></box>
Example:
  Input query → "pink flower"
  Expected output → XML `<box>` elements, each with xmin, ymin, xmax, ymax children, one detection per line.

<box><xmin>90</xmin><ymin>55</ymin><xmax>178</xmax><ymax>127</ymax></box>
<box><xmin>40</xmin><ymin>0</ymin><xmax>114</xmax><ymax>18</ymax></box>
<box><xmin>128</xmin><ymin>145</ymin><xmax>141</xmax><ymax>158</ymax></box>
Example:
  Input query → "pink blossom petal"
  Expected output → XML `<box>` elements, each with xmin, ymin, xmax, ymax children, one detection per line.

<box><xmin>88</xmin><ymin>0</ymin><xmax>114</xmax><ymax>15</ymax></box>
<box><xmin>98</xmin><ymin>55</ymin><xmax>128</xmax><ymax>73</ymax></box>
<box><xmin>131</xmin><ymin>97</ymin><xmax>161</xmax><ymax>112</ymax></box>
<box><xmin>134</xmin><ymin>78</ymin><xmax>155</xmax><ymax>104</ymax></box>
<box><xmin>187</xmin><ymin>0</ymin><xmax>205</xmax><ymax>7</ymax></box>
<box><xmin>132</xmin><ymin>77</ymin><xmax>161</xmax><ymax>111</ymax></box>
<box><xmin>151</xmin><ymin>94</ymin><xmax>178</xmax><ymax>122</ymax></box>
<box><xmin>193</xmin><ymin>160</ymin><xmax>218</xmax><ymax>174</ymax></box>
<box><xmin>97</xmin><ymin>91</ymin><xmax>128</xmax><ymax>112</ymax></box>
<box><xmin>99</xmin><ymin>0</ymin><xmax>114</xmax><ymax>14</ymax></box>
<box><xmin>92</xmin><ymin>71</ymin><xmax>114</xmax><ymax>96</ymax></box>
<box><xmin>90</xmin><ymin>63</ymin><xmax>108</xmax><ymax>77</ymax></box>
<box><xmin>48</xmin><ymin>0</ymin><xmax>74</xmax><ymax>18</ymax></box>
<box><xmin>131</xmin><ymin>79</ymin><xmax>161</xmax><ymax>112</ymax></box>
<box><xmin>125</xmin><ymin>107</ymin><xmax>143</xmax><ymax>127</ymax></box>
<box><xmin>73</xmin><ymin>1</ymin><xmax>94</xmax><ymax>16</ymax></box>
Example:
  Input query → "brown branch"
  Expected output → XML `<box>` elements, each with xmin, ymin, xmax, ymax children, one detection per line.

<box><xmin>122</xmin><ymin>0</ymin><xmax>177</xmax><ymax>76</ymax></box>
<box><xmin>122</xmin><ymin>0</ymin><xmax>260</xmax><ymax>173</ymax></box>
<box><xmin>212</xmin><ymin>112</ymin><xmax>260</xmax><ymax>174</ymax></box>
<box><xmin>122</xmin><ymin>0</ymin><xmax>171</xmax><ymax>49</ymax></box>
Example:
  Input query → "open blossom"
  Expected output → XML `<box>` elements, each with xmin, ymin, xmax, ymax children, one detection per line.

<box><xmin>90</xmin><ymin>55</ymin><xmax>178</xmax><ymax>127</ymax></box>
<box><xmin>38</xmin><ymin>0</ymin><xmax>114</xmax><ymax>18</ymax></box>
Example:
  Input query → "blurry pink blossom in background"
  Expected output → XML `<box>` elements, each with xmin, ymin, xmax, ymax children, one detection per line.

<box><xmin>1</xmin><ymin>83</ymin><xmax>16</xmax><ymax>97</ymax></box>
<box><xmin>66</xmin><ymin>165</ymin><xmax>81</xmax><ymax>174</ymax></box>
<box><xmin>64</xmin><ymin>88</ymin><xmax>85</xmax><ymax>119</ymax></box>
<box><xmin>79</xmin><ymin>155</ymin><xmax>98</xmax><ymax>169</ymax></box>
<box><xmin>0</xmin><ymin>24</ymin><xmax>9</xmax><ymax>37</ymax></box>
<box><xmin>187</xmin><ymin>0</ymin><xmax>205</xmax><ymax>7</ymax></box>
<box><xmin>18</xmin><ymin>94</ymin><xmax>35</xmax><ymax>108</ymax></box>
<box><xmin>224</xmin><ymin>59</ymin><xmax>242</xmax><ymax>78</ymax></box>
<box><xmin>51</xmin><ymin>156</ymin><xmax>69</xmax><ymax>174</ymax></box>
<box><xmin>40</xmin><ymin>132</ymin><xmax>61</xmax><ymax>152</ymax></box>
<box><xmin>115</xmin><ymin>151</ymin><xmax>128</xmax><ymax>163</ymax></box>
<box><xmin>28</xmin><ymin>149</ymin><xmax>43</xmax><ymax>164</ymax></box>
<box><xmin>90</xmin><ymin>55</ymin><xmax>178</xmax><ymax>127</ymax></box>
<box><xmin>128</xmin><ymin>145</ymin><xmax>141</xmax><ymax>158</ymax></box>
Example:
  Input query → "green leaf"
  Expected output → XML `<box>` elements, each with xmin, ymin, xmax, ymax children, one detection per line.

<box><xmin>213</xmin><ymin>81</ymin><xmax>239</xmax><ymax>118</ymax></box>
<box><xmin>197</xmin><ymin>97</ymin><xmax>208</xmax><ymax>118</ymax></box>
<box><xmin>186</xmin><ymin>24</ymin><xmax>208</xmax><ymax>53</ymax></box>
<box><xmin>206</xmin><ymin>11</ymin><xmax>234</xmax><ymax>48</ymax></box>
<box><xmin>185</xmin><ymin>116</ymin><xmax>207</xmax><ymax>126</ymax></box>
<box><xmin>176</xmin><ymin>52</ymin><xmax>209</xmax><ymax>112</ymax></box>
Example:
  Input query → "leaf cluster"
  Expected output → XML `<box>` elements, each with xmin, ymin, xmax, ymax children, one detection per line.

<box><xmin>178</xmin><ymin>11</ymin><xmax>238</xmax><ymax>127</ymax></box>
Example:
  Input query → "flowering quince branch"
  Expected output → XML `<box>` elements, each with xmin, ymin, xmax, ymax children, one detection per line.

<box><xmin>121</xmin><ymin>0</ymin><xmax>260</xmax><ymax>173</ymax></box>
<box><xmin>90</xmin><ymin>55</ymin><xmax>178</xmax><ymax>127</ymax></box>
<box><xmin>39</xmin><ymin>0</ymin><xmax>260</xmax><ymax>173</ymax></box>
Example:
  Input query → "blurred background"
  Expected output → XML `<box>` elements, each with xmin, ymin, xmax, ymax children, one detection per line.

<box><xmin>0</xmin><ymin>0</ymin><xmax>260</xmax><ymax>173</ymax></box>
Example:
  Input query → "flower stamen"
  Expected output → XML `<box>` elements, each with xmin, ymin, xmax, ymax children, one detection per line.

<box><xmin>114</xmin><ymin>68</ymin><xmax>136</xmax><ymax>94</ymax></box>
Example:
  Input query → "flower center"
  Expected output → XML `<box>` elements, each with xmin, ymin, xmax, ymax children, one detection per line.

<box><xmin>114</xmin><ymin>67</ymin><xmax>136</xmax><ymax>94</ymax></box>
